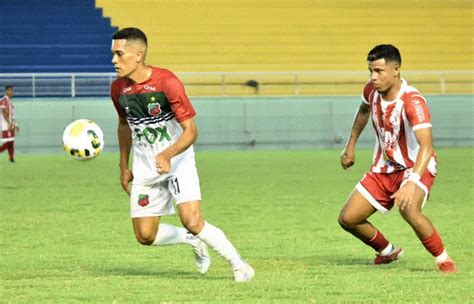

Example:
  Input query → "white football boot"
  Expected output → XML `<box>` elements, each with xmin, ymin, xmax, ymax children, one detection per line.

<box><xmin>193</xmin><ymin>240</ymin><xmax>211</xmax><ymax>274</ymax></box>
<box><xmin>233</xmin><ymin>263</ymin><xmax>255</xmax><ymax>282</ymax></box>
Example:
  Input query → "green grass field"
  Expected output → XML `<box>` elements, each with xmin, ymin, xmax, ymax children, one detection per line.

<box><xmin>1</xmin><ymin>148</ymin><xmax>473</xmax><ymax>303</ymax></box>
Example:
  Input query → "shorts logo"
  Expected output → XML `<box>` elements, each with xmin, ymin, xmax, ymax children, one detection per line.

<box><xmin>138</xmin><ymin>194</ymin><xmax>149</xmax><ymax>207</ymax></box>
<box><xmin>148</xmin><ymin>102</ymin><xmax>162</xmax><ymax>117</ymax></box>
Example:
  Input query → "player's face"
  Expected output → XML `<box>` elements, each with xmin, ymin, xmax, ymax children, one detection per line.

<box><xmin>368</xmin><ymin>59</ymin><xmax>400</xmax><ymax>94</ymax></box>
<box><xmin>5</xmin><ymin>88</ymin><xmax>14</xmax><ymax>98</ymax></box>
<box><xmin>111</xmin><ymin>39</ymin><xmax>143</xmax><ymax>78</ymax></box>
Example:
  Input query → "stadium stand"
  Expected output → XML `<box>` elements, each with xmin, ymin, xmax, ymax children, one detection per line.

<box><xmin>96</xmin><ymin>0</ymin><xmax>473</xmax><ymax>72</ymax></box>
<box><xmin>0</xmin><ymin>1</ymin><xmax>471</xmax><ymax>96</ymax></box>
<box><xmin>0</xmin><ymin>0</ymin><xmax>117</xmax><ymax>72</ymax></box>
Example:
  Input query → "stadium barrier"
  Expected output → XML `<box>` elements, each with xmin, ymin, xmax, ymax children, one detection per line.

<box><xmin>0</xmin><ymin>70</ymin><xmax>472</xmax><ymax>97</ymax></box>
<box><xmin>8</xmin><ymin>95</ymin><xmax>473</xmax><ymax>154</ymax></box>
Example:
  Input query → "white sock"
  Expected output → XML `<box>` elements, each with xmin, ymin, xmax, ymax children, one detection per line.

<box><xmin>379</xmin><ymin>243</ymin><xmax>394</xmax><ymax>256</ymax></box>
<box><xmin>435</xmin><ymin>250</ymin><xmax>449</xmax><ymax>263</ymax></box>
<box><xmin>197</xmin><ymin>222</ymin><xmax>245</xmax><ymax>270</ymax></box>
<box><xmin>152</xmin><ymin>223</ymin><xmax>198</xmax><ymax>247</ymax></box>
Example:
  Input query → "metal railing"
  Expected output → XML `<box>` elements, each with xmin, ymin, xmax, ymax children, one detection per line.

<box><xmin>0</xmin><ymin>70</ymin><xmax>472</xmax><ymax>97</ymax></box>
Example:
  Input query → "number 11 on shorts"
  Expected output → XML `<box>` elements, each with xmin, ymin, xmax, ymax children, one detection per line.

<box><xmin>172</xmin><ymin>177</ymin><xmax>180</xmax><ymax>194</ymax></box>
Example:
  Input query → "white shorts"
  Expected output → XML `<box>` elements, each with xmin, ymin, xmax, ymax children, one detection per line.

<box><xmin>130</xmin><ymin>158</ymin><xmax>202</xmax><ymax>218</ymax></box>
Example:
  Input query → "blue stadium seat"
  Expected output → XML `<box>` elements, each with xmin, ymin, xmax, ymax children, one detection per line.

<box><xmin>0</xmin><ymin>0</ymin><xmax>117</xmax><ymax>73</ymax></box>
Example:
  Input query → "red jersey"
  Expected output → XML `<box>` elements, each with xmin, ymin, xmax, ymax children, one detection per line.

<box><xmin>362</xmin><ymin>79</ymin><xmax>437</xmax><ymax>175</ymax></box>
<box><xmin>0</xmin><ymin>95</ymin><xmax>13</xmax><ymax>131</ymax></box>
<box><xmin>110</xmin><ymin>67</ymin><xmax>197</xmax><ymax>183</ymax></box>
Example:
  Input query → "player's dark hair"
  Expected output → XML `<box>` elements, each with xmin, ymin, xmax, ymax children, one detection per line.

<box><xmin>367</xmin><ymin>44</ymin><xmax>401</xmax><ymax>66</ymax></box>
<box><xmin>112</xmin><ymin>27</ymin><xmax>148</xmax><ymax>46</ymax></box>
<box><xmin>5</xmin><ymin>85</ymin><xmax>13</xmax><ymax>90</ymax></box>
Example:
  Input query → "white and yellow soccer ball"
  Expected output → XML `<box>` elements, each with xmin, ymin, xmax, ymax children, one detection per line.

<box><xmin>62</xmin><ymin>119</ymin><xmax>104</xmax><ymax>160</ymax></box>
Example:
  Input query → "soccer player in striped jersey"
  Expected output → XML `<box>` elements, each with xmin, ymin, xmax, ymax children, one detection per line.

<box><xmin>0</xmin><ymin>85</ymin><xmax>18</xmax><ymax>163</ymax></box>
<box><xmin>110</xmin><ymin>28</ymin><xmax>254</xmax><ymax>281</ymax></box>
<box><xmin>338</xmin><ymin>44</ymin><xmax>456</xmax><ymax>273</ymax></box>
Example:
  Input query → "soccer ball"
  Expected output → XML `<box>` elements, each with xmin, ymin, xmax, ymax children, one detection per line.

<box><xmin>62</xmin><ymin>119</ymin><xmax>104</xmax><ymax>160</ymax></box>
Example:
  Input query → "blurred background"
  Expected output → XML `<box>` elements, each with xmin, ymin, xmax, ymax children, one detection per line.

<box><xmin>0</xmin><ymin>0</ymin><xmax>472</xmax><ymax>153</ymax></box>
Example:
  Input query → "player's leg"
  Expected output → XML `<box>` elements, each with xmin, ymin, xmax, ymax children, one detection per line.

<box><xmin>338</xmin><ymin>187</ymin><xmax>402</xmax><ymax>264</ymax></box>
<box><xmin>171</xmin><ymin>158</ymin><xmax>253</xmax><ymax>282</ymax></box>
<box><xmin>0</xmin><ymin>141</ymin><xmax>8</xmax><ymax>152</ymax></box>
<box><xmin>398</xmin><ymin>178</ymin><xmax>456</xmax><ymax>273</ymax></box>
<box><xmin>0</xmin><ymin>131</ymin><xmax>14</xmax><ymax>162</ymax></box>
<box><xmin>132</xmin><ymin>215</ymin><xmax>199</xmax><ymax>247</ymax></box>
<box><xmin>338</xmin><ymin>189</ymin><xmax>378</xmax><ymax>242</ymax></box>
<box><xmin>7</xmin><ymin>140</ymin><xmax>14</xmax><ymax>162</ymax></box>
<box><xmin>0</xmin><ymin>131</ymin><xmax>9</xmax><ymax>153</ymax></box>
<box><xmin>338</xmin><ymin>190</ymin><xmax>403</xmax><ymax>262</ymax></box>
<box><xmin>130</xmin><ymin>183</ymin><xmax>205</xmax><ymax>268</ymax></box>
<box><xmin>177</xmin><ymin>200</ymin><xmax>254</xmax><ymax>282</ymax></box>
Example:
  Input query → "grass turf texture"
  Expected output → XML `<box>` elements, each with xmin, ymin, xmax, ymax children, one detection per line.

<box><xmin>1</xmin><ymin>148</ymin><xmax>472</xmax><ymax>303</ymax></box>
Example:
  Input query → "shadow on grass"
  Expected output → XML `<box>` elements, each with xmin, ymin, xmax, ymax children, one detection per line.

<box><xmin>88</xmin><ymin>266</ymin><xmax>229</xmax><ymax>280</ymax></box>
<box><xmin>304</xmin><ymin>254</ymin><xmax>435</xmax><ymax>273</ymax></box>
<box><xmin>305</xmin><ymin>254</ymin><xmax>372</xmax><ymax>266</ymax></box>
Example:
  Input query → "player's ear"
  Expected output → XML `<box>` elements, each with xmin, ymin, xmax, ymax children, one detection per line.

<box><xmin>135</xmin><ymin>42</ymin><xmax>147</xmax><ymax>63</ymax></box>
<box><xmin>393</xmin><ymin>64</ymin><xmax>400</xmax><ymax>78</ymax></box>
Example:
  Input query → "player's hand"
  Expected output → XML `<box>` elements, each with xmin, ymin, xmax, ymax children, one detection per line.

<box><xmin>156</xmin><ymin>152</ymin><xmax>172</xmax><ymax>174</ymax></box>
<box><xmin>120</xmin><ymin>167</ymin><xmax>133</xmax><ymax>195</ymax></box>
<box><xmin>340</xmin><ymin>147</ymin><xmax>355</xmax><ymax>169</ymax></box>
<box><xmin>14</xmin><ymin>122</ymin><xmax>19</xmax><ymax>132</ymax></box>
<box><xmin>391</xmin><ymin>181</ymin><xmax>417</xmax><ymax>211</ymax></box>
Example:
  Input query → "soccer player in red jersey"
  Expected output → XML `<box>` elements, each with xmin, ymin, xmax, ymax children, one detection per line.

<box><xmin>338</xmin><ymin>45</ymin><xmax>456</xmax><ymax>273</ymax></box>
<box><xmin>0</xmin><ymin>85</ymin><xmax>18</xmax><ymax>163</ymax></box>
<box><xmin>110</xmin><ymin>28</ymin><xmax>254</xmax><ymax>281</ymax></box>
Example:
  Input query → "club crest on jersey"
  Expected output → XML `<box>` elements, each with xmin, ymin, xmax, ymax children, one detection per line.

<box><xmin>148</xmin><ymin>102</ymin><xmax>161</xmax><ymax>117</ymax></box>
<box><xmin>138</xmin><ymin>194</ymin><xmax>149</xmax><ymax>207</ymax></box>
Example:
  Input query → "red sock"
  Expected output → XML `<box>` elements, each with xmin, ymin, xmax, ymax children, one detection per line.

<box><xmin>0</xmin><ymin>141</ymin><xmax>8</xmax><ymax>152</ymax></box>
<box><xmin>7</xmin><ymin>141</ymin><xmax>14</xmax><ymax>161</ymax></box>
<box><xmin>365</xmin><ymin>230</ymin><xmax>390</xmax><ymax>252</ymax></box>
<box><xmin>421</xmin><ymin>230</ymin><xmax>445</xmax><ymax>257</ymax></box>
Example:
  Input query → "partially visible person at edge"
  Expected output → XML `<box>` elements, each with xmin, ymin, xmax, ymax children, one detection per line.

<box><xmin>0</xmin><ymin>85</ymin><xmax>19</xmax><ymax>163</ymax></box>
<box><xmin>109</xmin><ymin>27</ymin><xmax>254</xmax><ymax>281</ymax></box>
<box><xmin>338</xmin><ymin>44</ymin><xmax>456</xmax><ymax>273</ymax></box>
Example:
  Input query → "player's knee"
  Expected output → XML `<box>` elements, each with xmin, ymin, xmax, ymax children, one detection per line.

<box><xmin>135</xmin><ymin>231</ymin><xmax>156</xmax><ymax>246</ymax></box>
<box><xmin>338</xmin><ymin>212</ymin><xmax>351</xmax><ymax>229</ymax></box>
<box><xmin>181</xmin><ymin>216</ymin><xmax>204</xmax><ymax>235</ymax></box>
<box><xmin>400</xmin><ymin>209</ymin><xmax>424</xmax><ymax>227</ymax></box>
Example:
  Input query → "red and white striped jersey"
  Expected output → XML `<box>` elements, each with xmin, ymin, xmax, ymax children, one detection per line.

<box><xmin>362</xmin><ymin>79</ymin><xmax>437</xmax><ymax>175</ymax></box>
<box><xmin>0</xmin><ymin>95</ymin><xmax>13</xmax><ymax>131</ymax></box>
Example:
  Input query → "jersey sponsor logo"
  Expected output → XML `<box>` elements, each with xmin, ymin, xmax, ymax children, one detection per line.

<box><xmin>144</xmin><ymin>85</ymin><xmax>156</xmax><ymax>91</ymax></box>
<box><xmin>383</xmin><ymin>131</ymin><xmax>399</xmax><ymax>150</ymax></box>
<box><xmin>134</xmin><ymin>126</ymin><xmax>171</xmax><ymax>144</ymax></box>
<box><xmin>412</xmin><ymin>99</ymin><xmax>425</xmax><ymax>122</ymax></box>
<box><xmin>138</xmin><ymin>194</ymin><xmax>150</xmax><ymax>207</ymax></box>
<box><xmin>147</xmin><ymin>102</ymin><xmax>162</xmax><ymax>117</ymax></box>
<box><xmin>122</xmin><ymin>87</ymin><xmax>132</xmax><ymax>93</ymax></box>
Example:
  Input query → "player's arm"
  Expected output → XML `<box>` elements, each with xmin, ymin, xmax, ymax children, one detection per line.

<box><xmin>118</xmin><ymin>116</ymin><xmax>133</xmax><ymax>195</ymax></box>
<box><xmin>340</xmin><ymin>101</ymin><xmax>370</xmax><ymax>169</ymax></box>
<box><xmin>2</xmin><ymin>107</ymin><xmax>10</xmax><ymax>124</ymax></box>
<box><xmin>156</xmin><ymin>118</ymin><xmax>197</xmax><ymax>174</ymax></box>
<box><xmin>411</xmin><ymin>127</ymin><xmax>434</xmax><ymax>177</ymax></box>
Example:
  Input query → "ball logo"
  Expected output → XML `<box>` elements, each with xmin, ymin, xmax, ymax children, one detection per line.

<box><xmin>87</xmin><ymin>130</ymin><xmax>101</xmax><ymax>149</ymax></box>
<box><xmin>138</xmin><ymin>194</ymin><xmax>150</xmax><ymax>207</ymax></box>
<box><xmin>148</xmin><ymin>103</ymin><xmax>162</xmax><ymax>117</ymax></box>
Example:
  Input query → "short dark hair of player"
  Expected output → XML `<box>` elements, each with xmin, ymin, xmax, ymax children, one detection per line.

<box><xmin>367</xmin><ymin>44</ymin><xmax>402</xmax><ymax>66</ymax></box>
<box><xmin>112</xmin><ymin>27</ymin><xmax>148</xmax><ymax>46</ymax></box>
<box><xmin>5</xmin><ymin>85</ymin><xmax>13</xmax><ymax>90</ymax></box>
